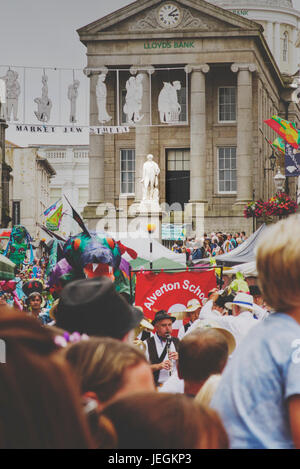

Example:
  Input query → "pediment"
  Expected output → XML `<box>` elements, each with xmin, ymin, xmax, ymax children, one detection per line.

<box><xmin>78</xmin><ymin>0</ymin><xmax>262</xmax><ymax>39</ymax></box>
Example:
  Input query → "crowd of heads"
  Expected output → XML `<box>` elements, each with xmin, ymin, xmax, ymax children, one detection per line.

<box><xmin>2</xmin><ymin>214</ymin><xmax>300</xmax><ymax>449</ymax></box>
<box><xmin>172</xmin><ymin>231</ymin><xmax>247</xmax><ymax>261</ymax></box>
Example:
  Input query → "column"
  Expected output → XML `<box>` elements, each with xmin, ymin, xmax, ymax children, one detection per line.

<box><xmin>231</xmin><ymin>63</ymin><xmax>257</xmax><ymax>204</ymax></box>
<box><xmin>265</xmin><ymin>21</ymin><xmax>274</xmax><ymax>53</ymax></box>
<box><xmin>131</xmin><ymin>66</ymin><xmax>154</xmax><ymax>203</ymax></box>
<box><xmin>274</xmin><ymin>22</ymin><xmax>281</xmax><ymax>66</ymax></box>
<box><xmin>185</xmin><ymin>64</ymin><xmax>210</xmax><ymax>202</ymax></box>
<box><xmin>82</xmin><ymin>68</ymin><xmax>108</xmax><ymax>228</ymax></box>
<box><xmin>291</xmin><ymin>28</ymin><xmax>298</xmax><ymax>73</ymax></box>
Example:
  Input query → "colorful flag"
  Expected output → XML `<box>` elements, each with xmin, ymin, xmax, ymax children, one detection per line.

<box><xmin>46</xmin><ymin>204</ymin><xmax>63</xmax><ymax>231</ymax></box>
<box><xmin>37</xmin><ymin>223</ymin><xmax>66</xmax><ymax>241</ymax></box>
<box><xmin>272</xmin><ymin>137</ymin><xmax>285</xmax><ymax>154</ymax></box>
<box><xmin>264</xmin><ymin>116</ymin><xmax>300</xmax><ymax>149</ymax></box>
<box><xmin>64</xmin><ymin>195</ymin><xmax>90</xmax><ymax>237</ymax></box>
<box><xmin>44</xmin><ymin>198</ymin><xmax>61</xmax><ymax>216</ymax></box>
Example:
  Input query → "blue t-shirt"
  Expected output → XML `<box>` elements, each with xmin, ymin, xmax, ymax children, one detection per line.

<box><xmin>211</xmin><ymin>313</ymin><xmax>300</xmax><ymax>449</ymax></box>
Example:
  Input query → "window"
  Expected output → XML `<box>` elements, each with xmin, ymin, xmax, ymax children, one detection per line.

<box><xmin>218</xmin><ymin>87</ymin><xmax>236</xmax><ymax>122</ymax></box>
<box><xmin>167</xmin><ymin>149</ymin><xmax>190</xmax><ymax>171</ymax></box>
<box><xmin>50</xmin><ymin>187</ymin><xmax>62</xmax><ymax>205</ymax></box>
<box><xmin>283</xmin><ymin>31</ymin><xmax>288</xmax><ymax>62</ymax></box>
<box><xmin>78</xmin><ymin>187</ymin><xmax>88</xmax><ymax>206</ymax></box>
<box><xmin>120</xmin><ymin>149</ymin><xmax>135</xmax><ymax>194</ymax></box>
<box><xmin>218</xmin><ymin>147</ymin><xmax>237</xmax><ymax>193</ymax></box>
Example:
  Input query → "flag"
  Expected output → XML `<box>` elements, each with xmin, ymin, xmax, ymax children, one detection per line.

<box><xmin>64</xmin><ymin>195</ymin><xmax>90</xmax><ymax>237</ymax></box>
<box><xmin>272</xmin><ymin>137</ymin><xmax>285</xmax><ymax>154</ymax></box>
<box><xmin>44</xmin><ymin>198</ymin><xmax>61</xmax><ymax>216</ymax></box>
<box><xmin>264</xmin><ymin>116</ymin><xmax>300</xmax><ymax>149</ymax></box>
<box><xmin>37</xmin><ymin>223</ymin><xmax>66</xmax><ymax>241</ymax></box>
<box><xmin>46</xmin><ymin>204</ymin><xmax>63</xmax><ymax>231</ymax></box>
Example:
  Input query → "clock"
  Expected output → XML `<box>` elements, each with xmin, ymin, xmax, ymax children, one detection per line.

<box><xmin>157</xmin><ymin>3</ymin><xmax>182</xmax><ymax>28</ymax></box>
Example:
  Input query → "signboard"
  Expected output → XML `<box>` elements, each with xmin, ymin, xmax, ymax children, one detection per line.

<box><xmin>12</xmin><ymin>201</ymin><xmax>20</xmax><ymax>226</ymax></box>
<box><xmin>162</xmin><ymin>223</ymin><xmax>191</xmax><ymax>240</ymax></box>
<box><xmin>134</xmin><ymin>270</ymin><xmax>217</xmax><ymax>335</ymax></box>
<box><xmin>285</xmin><ymin>143</ymin><xmax>300</xmax><ymax>177</ymax></box>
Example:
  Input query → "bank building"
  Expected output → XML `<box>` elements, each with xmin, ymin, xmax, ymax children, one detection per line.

<box><xmin>78</xmin><ymin>0</ymin><xmax>300</xmax><ymax>237</ymax></box>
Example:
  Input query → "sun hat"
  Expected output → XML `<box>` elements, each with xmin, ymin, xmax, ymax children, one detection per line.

<box><xmin>185</xmin><ymin>298</ymin><xmax>202</xmax><ymax>313</ymax></box>
<box><xmin>225</xmin><ymin>292</ymin><xmax>254</xmax><ymax>312</ymax></box>
<box><xmin>55</xmin><ymin>277</ymin><xmax>143</xmax><ymax>340</ymax></box>
<box><xmin>152</xmin><ymin>310</ymin><xmax>176</xmax><ymax>326</ymax></box>
<box><xmin>190</xmin><ymin>319</ymin><xmax>236</xmax><ymax>355</ymax></box>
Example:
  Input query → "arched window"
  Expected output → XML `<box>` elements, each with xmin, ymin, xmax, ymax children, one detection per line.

<box><xmin>283</xmin><ymin>31</ymin><xmax>288</xmax><ymax>62</ymax></box>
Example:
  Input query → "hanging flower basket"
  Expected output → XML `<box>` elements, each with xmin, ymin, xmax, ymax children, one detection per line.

<box><xmin>244</xmin><ymin>194</ymin><xmax>298</xmax><ymax>219</ymax></box>
<box><xmin>243</xmin><ymin>199</ymin><xmax>265</xmax><ymax>219</ymax></box>
<box><xmin>266</xmin><ymin>192</ymin><xmax>298</xmax><ymax>217</ymax></box>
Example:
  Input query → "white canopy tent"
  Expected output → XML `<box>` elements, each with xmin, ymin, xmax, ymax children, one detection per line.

<box><xmin>118</xmin><ymin>236</ymin><xmax>186</xmax><ymax>265</ymax></box>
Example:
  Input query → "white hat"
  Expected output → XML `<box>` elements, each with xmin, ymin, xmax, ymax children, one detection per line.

<box><xmin>225</xmin><ymin>292</ymin><xmax>254</xmax><ymax>312</ymax></box>
<box><xmin>185</xmin><ymin>298</ymin><xmax>201</xmax><ymax>313</ymax></box>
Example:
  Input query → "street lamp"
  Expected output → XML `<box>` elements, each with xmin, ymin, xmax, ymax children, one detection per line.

<box><xmin>274</xmin><ymin>167</ymin><xmax>286</xmax><ymax>193</ymax></box>
<box><xmin>263</xmin><ymin>151</ymin><xmax>277</xmax><ymax>176</ymax></box>
<box><xmin>147</xmin><ymin>223</ymin><xmax>156</xmax><ymax>270</ymax></box>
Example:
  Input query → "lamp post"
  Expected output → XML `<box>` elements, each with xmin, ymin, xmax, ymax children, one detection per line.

<box><xmin>147</xmin><ymin>223</ymin><xmax>156</xmax><ymax>270</ymax></box>
<box><xmin>274</xmin><ymin>167</ymin><xmax>286</xmax><ymax>193</ymax></box>
<box><xmin>263</xmin><ymin>151</ymin><xmax>277</xmax><ymax>176</ymax></box>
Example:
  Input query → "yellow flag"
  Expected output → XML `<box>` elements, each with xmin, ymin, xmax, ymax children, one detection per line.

<box><xmin>46</xmin><ymin>204</ymin><xmax>63</xmax><ymax>231</ymax></box>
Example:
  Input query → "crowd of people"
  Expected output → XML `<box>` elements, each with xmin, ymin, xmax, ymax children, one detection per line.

<box><xmin>171</xmin><ymin>231</ymin><xmax>248</xmax><ymax>261</ymax></box>
<box><xmin>0</xmin><ymin>215</ymin><xmax>300</xmax><ymax>449</ymax></box>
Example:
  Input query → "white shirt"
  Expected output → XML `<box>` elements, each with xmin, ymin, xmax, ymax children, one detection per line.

<box><xmin>207</xmin><ymin>311</ymin><xmax>259</xmax><ymax>347</ymax></box>
<box><xmin>159</xmin><ymin>371</ymin><xmax>184</xmax><ymax>394</ymax></box>
<box><xmin>177</xmin><ymin>321</ymin><xmax>192</xmax><ymax>340</ymax></box>
<box><xmin>144</xmin><ymin>333</ymin><xmax>177</xmax><ymax>384</ymax></box>
<box><xmin>198</xmin><ymin>300</ymin><xmax>222</xmax><ymax>320</ymax></box>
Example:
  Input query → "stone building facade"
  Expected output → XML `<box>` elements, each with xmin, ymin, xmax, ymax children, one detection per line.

<box><xmin>78</xmin><ymin>0</ymin><xmax>299</xmax><ymax>235</ymax></box>
<box><xmin>209</xmin><ymin>0</ymin><xmax>300</xmax><ymax>75</ymax></box>
<box><xmin>6</xmin><ymin>145</ymin><xmax>56</xmax><ymax>239</ymax></box>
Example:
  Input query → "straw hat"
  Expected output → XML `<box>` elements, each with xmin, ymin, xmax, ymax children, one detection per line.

<box><xmin>225</xmin><ymin>292</ymin><xmax>254</xmax><ymax>312</ymax></box>
<box><xmin>185</xmin><ymin>298</ymin><xmax>202</xmax><ymax>313</ymax></box>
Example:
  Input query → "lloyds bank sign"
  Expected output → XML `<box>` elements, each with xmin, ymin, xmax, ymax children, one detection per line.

<box><xmin>144</xmin><ymin>40</ymin><xmax>195</xmax><ymax>49</ymax></box>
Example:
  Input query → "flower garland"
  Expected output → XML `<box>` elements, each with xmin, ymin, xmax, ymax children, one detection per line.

<box><xmin>244</xmin><ymin>193</ymin><xmax>298</xmax><ymax>219</ymax></box>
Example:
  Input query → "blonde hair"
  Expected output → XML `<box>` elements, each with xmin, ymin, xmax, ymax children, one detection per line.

<box><xmin>64</xmin><ymin>337</ymin><xmax>148</xmax><ymax>403</ymax></box>
<box><xmin>256</xmin><ymin>215</ymin><xmax>300</xmax><ymax>312</ymax></box>
<box><xmin>194</xmin><ymin>374</ymin><xmax>222</xmax><ymax>407</ymax></box>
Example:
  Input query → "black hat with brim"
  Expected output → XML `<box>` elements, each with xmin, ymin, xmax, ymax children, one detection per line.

<box><xmin>152</xmin><ymin>310</ymin><xmax>176</xmax><ymax>326</ymax></box>
<box><xmin>55</xmin><ymin>277</ymin><xmax>143</xmax><ymax>340</ymax></box>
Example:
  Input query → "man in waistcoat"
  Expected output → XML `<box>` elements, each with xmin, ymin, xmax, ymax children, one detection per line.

<box><xmin>144</xmin><ymin>311</ymin><xmax>179</xmax><ymax>387</ymax></box>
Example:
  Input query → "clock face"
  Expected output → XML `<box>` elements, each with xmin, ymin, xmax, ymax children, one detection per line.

<box><xmin>158</xmin><ymin>3</ymin><xmax>181</xmax><ymax>28</ymax></box>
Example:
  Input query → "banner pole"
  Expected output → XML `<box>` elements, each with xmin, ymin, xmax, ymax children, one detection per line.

<box><xmin>129</xmin><ymin>264</ymin><xmax>133</xmax><ymax>304</ymax></box>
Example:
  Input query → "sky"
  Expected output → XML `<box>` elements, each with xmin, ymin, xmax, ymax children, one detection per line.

<box><xmin>1</xmin><ymin>0</ymin><xmax>300</xmax><ymax>146</ymax></box>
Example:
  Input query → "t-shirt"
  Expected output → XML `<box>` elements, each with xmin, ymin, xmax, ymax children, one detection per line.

<box><xmin>211</xmin><ymin>313</ymin><xmax>300</xmax><ymax>449</ymax></box>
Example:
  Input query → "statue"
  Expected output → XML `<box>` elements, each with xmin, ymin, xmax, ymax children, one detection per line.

<box><xmin>67</xmin><ymin>79</ymin><xmax>80</xmax><ymax>123</ymax></box>
<box><xmin>1</xmin><ymin>69</ymin><xmax>21</xmax><ymax>121</ymax></box>
<box><xmin>34</xmin><ymin>74</ymin><xmax>52</xmax><ymax>122</ymax></box>
<box><xmin>141</xmin><ymin>154</ymin><xmax>160</xmax><ymax>201</ymax></box>
<box><xmin>123</xmin><ymin>74</ymin><xmax>144</xmax><ymax>124</ymax></box>
<box><xmin>96</xmin><ymin>72</ymin><xmax>111</xmax><ymax>124</ymax></box>
<box><xmin>158</xmin><ymin>80</ymin><xmax>181</xmax><ymax>124</ymax></box>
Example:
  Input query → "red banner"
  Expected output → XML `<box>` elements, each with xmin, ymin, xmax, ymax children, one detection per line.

<box><xmin>134</xmin><ymin>270</ymin><xmax>217</xmax><ymax>334</ymax></box>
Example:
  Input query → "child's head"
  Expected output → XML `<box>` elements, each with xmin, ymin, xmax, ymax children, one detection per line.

<box><xmin>178</xmin><ymin>328</ymin><xmax>229</xmax><ymax>383</ymax></box>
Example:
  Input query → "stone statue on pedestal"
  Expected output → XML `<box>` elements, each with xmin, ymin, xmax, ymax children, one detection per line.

<box><xmin>141</xmin><ymin>154</ymin><xmax>160</xmax><ymax>202</ymax></box>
